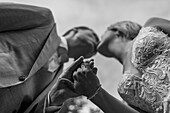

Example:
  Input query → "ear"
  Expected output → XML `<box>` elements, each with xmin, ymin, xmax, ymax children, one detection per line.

<box><xmin>117</xmin><ymin>30</ymin><xmax>125</xmax><ymax>38</ymax></box>
<box><xmin>64</xmin><ymin>30</ymin><xmax>76</xmax><ymax>40</ymax></box>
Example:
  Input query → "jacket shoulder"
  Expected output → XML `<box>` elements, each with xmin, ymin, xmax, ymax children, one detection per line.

<box><xmin>0</xmin><ymin>3</ymin><xmax>55</xmax><ymax>32</ymax></box>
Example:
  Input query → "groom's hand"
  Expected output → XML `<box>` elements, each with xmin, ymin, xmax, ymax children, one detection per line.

<box><xmin>49</xmin><ymin>56</ymin><xmax>84</xmax><ymax>106</ymax></box>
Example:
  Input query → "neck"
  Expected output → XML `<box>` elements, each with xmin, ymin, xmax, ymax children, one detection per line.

<box><xmin>65</xmin><ymin>38</ymin><xmax>71</xmax><ymax>57</ymax></box>
<box><xmin>115</xmin><ymin>41</ymin><xmax>132</xmax><ymax>65</ymax></box>
<box><xmin>65</xmin><ymin>38</ymin><xmax>76</xmax><ymax>59</ymax></box>
<box><xmin>122</xmin><ymin>41</ymin><xmax>133</xmax><ymax>65</ymax></box>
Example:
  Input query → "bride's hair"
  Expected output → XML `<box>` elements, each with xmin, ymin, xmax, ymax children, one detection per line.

<box><xmin>107</xmin><ymin>21</ymin><xmax>141</xmax><ymax>40</ymax></box>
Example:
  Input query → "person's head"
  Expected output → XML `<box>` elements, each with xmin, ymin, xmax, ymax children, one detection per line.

<box><xmin>97</xmin><ymin>21</ymin><xmax>141</xmax><ymax>59</ymax></box>
<box><xmin>63</xmin><ymin>26</ymin><xmax>100</xmax><ymax>60</ymax></box>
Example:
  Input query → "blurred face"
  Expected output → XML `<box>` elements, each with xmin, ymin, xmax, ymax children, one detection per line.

<box><xmin>67</xmin><ymin>29</ymin><xmax>97</xmax><ymax>59</ymax></box>
<box><xmin>97</xmin><ymin>29</ymin><xmax>123</xmax><ymax>57</ymax></box>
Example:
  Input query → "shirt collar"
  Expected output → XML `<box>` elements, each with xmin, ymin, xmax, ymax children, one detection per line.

<box><xmin>59</xmin><ymin>36</ymin><xmax>68</xmax><ymax>51</ymax></box>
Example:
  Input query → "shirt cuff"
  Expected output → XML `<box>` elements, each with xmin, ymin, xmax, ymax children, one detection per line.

<box><xmin>44</xmin><ymin>92</ymin><xmax>63</xmax><ymax>113</ymax></box>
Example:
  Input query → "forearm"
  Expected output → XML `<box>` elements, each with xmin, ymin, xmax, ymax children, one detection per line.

<box><xmin>90</xmin><ymin>87</ymin><xmax>140</xmax><ymax>113</ymax></box>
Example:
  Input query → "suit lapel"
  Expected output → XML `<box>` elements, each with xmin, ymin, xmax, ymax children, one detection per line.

<box><xmin>27</xmin><ymin>24</ymin><xmax>61</xmax><ymax>78</ymax></box>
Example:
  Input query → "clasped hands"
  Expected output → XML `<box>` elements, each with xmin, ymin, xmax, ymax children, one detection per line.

<box><xmin>49</xmin><ymin>56</ymin><xmax>101</xmax><ymax>106</ymax></box>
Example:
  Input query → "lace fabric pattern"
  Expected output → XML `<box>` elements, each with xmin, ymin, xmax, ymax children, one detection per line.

<box><xmin>118</xmin><ymin>27</ymin><xmax>170</xmax><ymax>113</ymax></box>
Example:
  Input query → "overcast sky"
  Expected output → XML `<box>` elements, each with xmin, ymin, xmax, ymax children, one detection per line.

<box><xmin>0</xmin><ymin>0</ymin><xmax>170</xmax><ymax>108</ymax></box>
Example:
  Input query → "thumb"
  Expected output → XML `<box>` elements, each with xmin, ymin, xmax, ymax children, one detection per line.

<box><xmin>59</xmin><ymin>78</ymin><xmax>75</xmax><ymax>91</ymax></box>
<box><xmin>67</xmin><ymin>56</ymin><xmax>84</xmax><ymax>72</ymax></box>
<box><xmin>62</xmin><ymin>56</ymin><xmax>84</xmax><ymax>79</ymax></box>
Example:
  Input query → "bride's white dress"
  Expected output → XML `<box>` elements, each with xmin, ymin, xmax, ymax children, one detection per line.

<box><xmin>118</xmin><ymin>27</ymin><xmax>170</xmax><ymax>113</ymax></box>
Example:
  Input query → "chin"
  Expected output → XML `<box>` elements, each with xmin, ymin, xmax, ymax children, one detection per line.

<box><xmin>97</xmin><ymin>44</ymin><xmax>112</xmax><ymax>57</ymax></box>
<box><xmin>99</xmin><ymin>51</ymin><xmax>112</xmax><ymax>57</ymax></box>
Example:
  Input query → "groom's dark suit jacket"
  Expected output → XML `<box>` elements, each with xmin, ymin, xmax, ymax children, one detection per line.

<box><xmin>0</xmin><ymin>3</ymin><xmax>62</xmax><ymax>113</ymax></box>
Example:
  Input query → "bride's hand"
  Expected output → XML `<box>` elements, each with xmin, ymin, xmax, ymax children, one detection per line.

<box><xmin>73</xmin><ymin>59</ymin><xmax>101</xmax><ymax>99</ymax></box>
